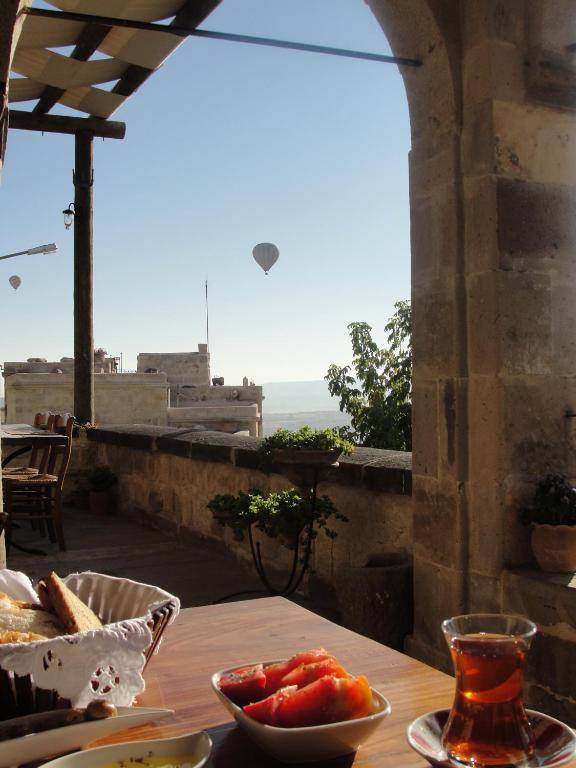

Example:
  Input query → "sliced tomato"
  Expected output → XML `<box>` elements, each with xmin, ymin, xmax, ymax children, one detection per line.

<box><xmin>275</xmin><ymin>674</ymin><xmax>373</xmax><ymax>728</ymax></box>
<box><xmin>242</xmin><ymin>685</ymin><xmax>298</xmax><ymax>725</ymax></box>
<box><xmin>218</xmin><ymin>663</ymin><xmax>267</xmax><ymax>706</ymax></box>
<box><xmin>263</xmin><ymin>648</ymin><xmax>330</xmax><ymax>694</ymax></box>
<box><xmin>280</xmin><ymin>657</ymin><xmax>349</xmax><ymax>689</ymax></box>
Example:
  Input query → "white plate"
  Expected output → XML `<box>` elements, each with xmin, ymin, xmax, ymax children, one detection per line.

<box><xmin>0</xmin><ymin>707</ymin><xmax>174</xmax><ymax>768</ymax></box>
<box><xmin>41</xmin><ymin>732</ymin><xmax>212</xmax><ymax>768</ymax></box>
<box><xmin>211</xmin><ymin>659</ymin><xmax>391</xmax><ymax>763</ymax></box>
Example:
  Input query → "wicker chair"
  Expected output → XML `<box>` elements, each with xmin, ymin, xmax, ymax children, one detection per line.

<box><xmin>3</xmin><ymin>415</ymin><xmax>74</xmax><ymax>552</ymax></box>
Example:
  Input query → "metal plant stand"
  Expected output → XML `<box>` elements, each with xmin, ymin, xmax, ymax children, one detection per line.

<box><xmin>213</xmin><ymin>453</ymin><xmax>339</xmax><ymax>604</ymax></box>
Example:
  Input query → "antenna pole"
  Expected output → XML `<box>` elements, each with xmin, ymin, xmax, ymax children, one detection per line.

<box><xmin>205</xmin><ymin>279</ymin><xmax>209</xmax><ymax>350</ymax></box>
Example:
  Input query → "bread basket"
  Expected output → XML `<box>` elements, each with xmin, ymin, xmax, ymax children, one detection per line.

<box><xmin>0</xmin><ymin>570</ymin><xmax>180</xmax><ymax>720</ymax></box>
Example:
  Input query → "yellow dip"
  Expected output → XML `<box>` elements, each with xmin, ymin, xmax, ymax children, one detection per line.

<box><xmin>101</xmin><ymin>758</ymin><xmax>196</xmax><ymax>768</ymax></box>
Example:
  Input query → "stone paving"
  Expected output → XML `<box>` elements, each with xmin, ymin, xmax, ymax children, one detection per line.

<box><xmin>6</xmin><ymin>507</ymin><xmax>267</xmax><ymax>607</ymax></box>
<box><xmin>5</xmin><ymin>507</ymin><xmax>335</xmax><ymax>617</ymax></box>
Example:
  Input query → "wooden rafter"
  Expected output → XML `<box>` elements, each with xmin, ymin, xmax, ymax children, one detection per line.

<box><xmin>9</xmin><ymin>109</ymin><xmax>126</xmax><ymax>138</ymax></box>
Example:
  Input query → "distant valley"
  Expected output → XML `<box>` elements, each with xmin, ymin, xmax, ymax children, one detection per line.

<box><xmin>261</xmin><ymin>380</ymin><xmax>351</xmax><ymax>435</ymax></box>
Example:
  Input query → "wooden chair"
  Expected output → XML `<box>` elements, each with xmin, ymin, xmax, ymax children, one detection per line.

<box><xmin>3</xmin><ymin>415</ymin><xmax>74</xmax><ymax>551</ymax></box>
<box><xmin>2</xmin><ymin>413</ymin><xmax>56</xmax><ymax>478</ymax></box>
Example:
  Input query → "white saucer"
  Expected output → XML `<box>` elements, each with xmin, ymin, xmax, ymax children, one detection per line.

<box><xmin>407</xmin><ymin>708</ymin><xmax>576</xmax><ymax>768</ymax></box>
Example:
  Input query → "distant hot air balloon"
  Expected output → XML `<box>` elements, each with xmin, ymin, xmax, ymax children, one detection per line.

<box><xmin>253</xmin><ymin>243</ymin><xmax>279</xmax><ymax>275</ymax></box>
<box><xmin>9</xmin><ymin>275</ymin><xmax>21</xmax><ymax>291</ymax></box>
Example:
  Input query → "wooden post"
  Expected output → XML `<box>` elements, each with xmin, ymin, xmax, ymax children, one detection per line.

<box><xmin>74</xmin><ymin>130</ymin><xmax>94</xmax><ymax>424</ymax></box>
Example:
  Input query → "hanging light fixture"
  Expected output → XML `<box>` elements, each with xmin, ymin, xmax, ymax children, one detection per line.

<box><xmin>62</xmin><ymin>203</ymin><xmax>75</xmax><ymax>230</ymax></box>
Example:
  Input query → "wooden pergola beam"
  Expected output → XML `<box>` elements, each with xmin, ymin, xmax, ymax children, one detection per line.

<box><xmin>9</xmin><ymin>110</ymin><xmax>126</xmax><ymax>139</ymax></box>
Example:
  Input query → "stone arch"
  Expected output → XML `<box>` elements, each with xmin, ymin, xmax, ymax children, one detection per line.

<box><xmin>364</xmin><ymin>0</ymin><xmax>470</xmax><ymax>668</ymax></box>
<box><xmin>364</xmin><ymin>3</ymin><xmax>576</xmax><ymax>704</ymax></box>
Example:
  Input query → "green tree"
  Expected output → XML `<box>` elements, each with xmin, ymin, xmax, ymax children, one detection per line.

<box><xmin>325</xmin><ymin>301</ymin><xmax>412</xmax><ymax>450</ymax></box>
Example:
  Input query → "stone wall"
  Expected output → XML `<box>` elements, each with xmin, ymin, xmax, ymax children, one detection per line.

<box><xmin>137</xmin><ymin>346</ymin><xmax>210</xmax><ymax>388</ymax></box>
<box><xmin>5</xmin><ymin>373</ymin><xmax>168</xmax><ymax>425</ymax></box>
<box><xmin>75</xmin><ymin>425</ymin><xmax>576</xmax><ymax>723</ymax></box>
<box><xmin>80</xmin><ymin>425</ymin><xmax>413</xmax><ymax>647</ymax></box>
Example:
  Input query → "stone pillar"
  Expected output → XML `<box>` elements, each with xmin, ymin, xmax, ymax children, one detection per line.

<box><xmin>368</xmin><ymin>0</ymin><xmax>576</xmax><ymax>669</ymax></box>
<box><xmin>406</xmin><ymin>0</ymin><xmax>576</xmax><ymax>668</ymax></box>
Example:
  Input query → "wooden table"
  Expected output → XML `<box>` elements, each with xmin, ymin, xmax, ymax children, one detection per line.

<box><xmin>1</xmin><ymin>423</ymin><xmax>68</xmax><ymax>468</ymax></box>
<box><xmin>94</xmin><ymin>597</ymin><xmax>454</xmax><ymax>767</ymax></box>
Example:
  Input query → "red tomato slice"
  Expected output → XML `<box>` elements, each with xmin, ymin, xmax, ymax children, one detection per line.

<box><xmin>218</xmin><ymin>663</ymin><xmax>267</xmax><ymax>706</ymax></box>
<box><xmin>275</xmin><ymin>674</ymin><xmax>373</xmax><ymax>728</ymax></box>
<box><xmin>280</xmin><ymin>657</ymin><xmax>349</xmax><ymax>689</ymax></box>
<box><xmin>243</xmin><ymin>685</ymin><xmax>298</xmax><ymax>725</ymax></box>
<box><xmin>263</xmin><ymin>648</ymin><xmax>330</xmax><ymax>694</ymax></box>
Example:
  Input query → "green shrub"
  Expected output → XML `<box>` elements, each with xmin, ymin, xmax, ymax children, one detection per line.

<box><xmin>523</xmin><ymin>474</ymin><xmax>576</xmax><ymax>526</ymax></box>
<box><xmin>208</xmin><ymin>488</ymin><xmax>348</xmax><ymax>548</ymax></box>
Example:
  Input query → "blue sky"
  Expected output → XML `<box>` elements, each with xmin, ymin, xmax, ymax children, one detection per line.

<box><xmin>0</xmin><ymin>0</ymin><xmax>410</xmax><ymax>386</ymax></box>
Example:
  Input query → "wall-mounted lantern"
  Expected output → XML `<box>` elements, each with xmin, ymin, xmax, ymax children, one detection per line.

<box><xmin>62</xmin><ymin>203</ymin><xmax>75</xmax><ymax>230</ymax></box>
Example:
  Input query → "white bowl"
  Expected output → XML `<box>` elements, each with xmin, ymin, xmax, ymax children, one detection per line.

<box><xmin>40</xmin><ymin>732</ymin><xmax>212</xmax><ymax>768</ymax></box>
<box><xmin>211</xmin><ymin>659</ymin><xmax>391</xmax><ymax>763</ymax></box>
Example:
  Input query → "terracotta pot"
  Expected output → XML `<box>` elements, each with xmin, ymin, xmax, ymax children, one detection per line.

<box><xmin>89</xmin><ymin>489</ymin><xmax>116</xmax><ymax>516</ymax></box>
<box><xmin>531</xmin><ymin>524</ymin><xmax>576</xmax><ymax>572</ymax></box>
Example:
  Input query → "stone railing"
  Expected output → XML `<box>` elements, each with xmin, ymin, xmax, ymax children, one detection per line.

<box><xmin>76</xmin><ymin>425</ymin><xmax>413</xmax><ymax>647</ymax></box>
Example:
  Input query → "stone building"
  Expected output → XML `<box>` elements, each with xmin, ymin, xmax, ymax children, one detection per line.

<box><xmin>3</xmin><ymin>346</ymin><xmax>263</xmax><ymax>436</ymax></box>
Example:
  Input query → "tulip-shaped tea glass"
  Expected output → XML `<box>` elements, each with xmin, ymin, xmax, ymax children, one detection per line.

<box><xmin>442</xmin><ymin>614</ymin><xmax>537</xmax><ymax>767</ymax></box>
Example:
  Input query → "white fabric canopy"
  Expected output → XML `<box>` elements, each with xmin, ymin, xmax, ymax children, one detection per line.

<box><xmin>7</xmin><ymin>0</ymin><xmax>214</xmax><ymax>118</ymax></box>
<box><xmin>47</xmin><ymin>0</ymin><xmax>185</xmax><ymax>22</ymax></box>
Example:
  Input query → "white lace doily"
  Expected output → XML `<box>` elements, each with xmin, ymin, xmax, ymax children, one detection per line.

<box><xmin>0</xmin><ymin>570</ymin><xmax>180</xmax><ymax>707</ymax></box>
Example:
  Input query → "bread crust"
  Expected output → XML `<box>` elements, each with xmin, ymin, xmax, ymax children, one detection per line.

<box><xmin>0</xmin><ymin>630</ymin><xmax>46</xmax><ymax>644</ymax></box>
<box><xmin>40</xmin><ymin>573</ymin><xmax>102</xmax><ymax>634</ymax></box>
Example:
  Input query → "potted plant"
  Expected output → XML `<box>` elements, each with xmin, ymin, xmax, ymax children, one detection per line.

<box><xmin>208</xmin><ymin>490</ymin><xmax>255</xmax><ymax>538</ymax></box>
<box><xmin>207</xmin><ymin>488</ymin><xmax>348</xmax><ymax>586</ymax></box>
<box><xmin>88</xmin><ymin>466</ymin><xmax>118</xmax><ymax>516</ymax></box>
<box><xmin>258</xmin><ymin>427</ymin><xmax>354</xmax><ymax>469</ymax></box>
<box><xmin>523</xmin><ymin>474</ymin><xmax>576</xmax><ymax>572</ymax></box>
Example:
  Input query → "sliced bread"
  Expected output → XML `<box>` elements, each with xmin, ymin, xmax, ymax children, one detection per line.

<box><xmin>40</xmin><ymin>573</ymin><xmax>102</xmax><ymax>634</ymax></box>
<box><xmin>0</xmin><ymin>592</ymin><xmax>63</xmax><ymax>638</ymax></box>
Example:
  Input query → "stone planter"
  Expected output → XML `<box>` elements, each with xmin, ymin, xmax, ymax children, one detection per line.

<box><xmin>333</xmin><ymin>553</ymin><xmax>413</xmax><ymax>651</ymax></box>
<box><xmin>272</xmin><ymin>449</ymin><xmax>341</xmax><ymax>488</ymax></box>
<box><xmin>531</xmin><ymin>524</ymin><xmax>576</xmax><ymax>573</ymax></box>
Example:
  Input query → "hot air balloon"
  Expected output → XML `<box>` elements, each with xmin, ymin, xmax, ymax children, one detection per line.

<box><xmin>253</xmin><ymin>243</ymin><xmax>279</xmax><ymax>275</ymax></box>
<box><xmin>9</xmin><ymin>275</ymin><xmax>21</xmax><ymax>290</ymax></box>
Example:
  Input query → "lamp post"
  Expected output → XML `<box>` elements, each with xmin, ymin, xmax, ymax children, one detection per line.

<box><xmin>0</xmin><ymin>243</ymin><xmax>58</xmax><ymax>261</ymax></box>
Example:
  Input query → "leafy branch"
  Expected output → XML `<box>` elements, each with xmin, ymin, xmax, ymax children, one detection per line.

<box><xmin>325</xmin><ymin>300</ymin><xmax>412</xmax><ymax>450</ymax></box>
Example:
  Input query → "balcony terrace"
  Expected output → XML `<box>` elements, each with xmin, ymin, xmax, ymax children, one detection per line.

<box><xmin>5</xmin><ymin>424</ymin><xmax>576</xmax><ymax>726</ymax></box>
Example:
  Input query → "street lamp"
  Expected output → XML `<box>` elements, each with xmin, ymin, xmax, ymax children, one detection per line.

<box><xmin>62</xmin><ymin>203</ymin><xmax>75</xmax><ymax>229</ymax></box>
<box><xmin>0</xmin><ymin>243</ymin><xmax>58</xmax><ymax>261</ymax></box>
